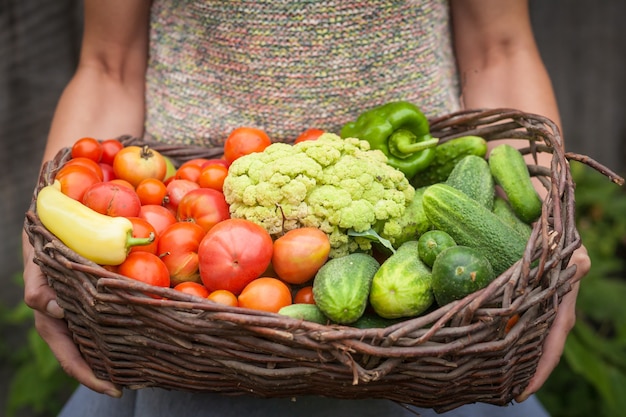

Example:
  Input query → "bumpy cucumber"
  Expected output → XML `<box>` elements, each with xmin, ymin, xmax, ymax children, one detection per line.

<box><xmin>411</xmin><ymin>135</ymin><xmax>488</xmax><ymax>187</ymax></box>
<box><xmin>422</xmin><ymin>184</ymin><xmax>527</xmax><ymax>276</ymax></box>
<box><xmin>488</xmin><ymin>144</ymin><xmax>543</xmax><ymax>223</ymax></box>
<box><xmin>278</xmin><ymin>303</ymin><xmax>329</xmax><ymax>325</ymax></box>
<box><xmin>312</xmin><ymin>253</ymin><xmax>380</xmax><ymax>324</ymax></box>
<box><xmin>445</xmin><ymin>155</ymin><xmax>495</xmax><ymax>210</ymax></box>
<box><xmin>492</xmin><ymin>197</ymin><xmax>532</xmax><ymax>240</ymax></box>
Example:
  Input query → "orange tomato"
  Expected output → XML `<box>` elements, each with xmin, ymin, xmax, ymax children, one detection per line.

<box><xmin>272</xmin><ymin>227</ymin><xmax>330</xmax><ymax>284</ymax></box>
<box><xmin>173</xmin><ymin>282</ymin><xmax>210</xmax><ymax>298</ymax></box>
<box><xmin>238</xmin><ymin>277</ymin><xmax>292</xmax><ymax>313</ymax></box>
<box><xmin>55</xmin><ymin>164</ymin><xmax>102</xmax><ymax>201</ymax></box>
<box><xmin>136</xmin><ymin>178</ymin><xmax>168</xmax><ymax>206</ymax></box>
<box><xmin>117</xmin><ymin>252</ymin><xmax>170</xmax><ymax>298</ymax></box>
<box><xmin>223</xmin><ymin>127</ymin><xmax>271</xmax><ymax>164</ymax></box>
<box><xmin>207</xmin><ymin>289</ymin><xmax>239</xmax><ymax>307</ymax></box>
<box><xmin>64</xmin><ymin>157</ymin><xmax>104</xmax><ymax>181</ymax></box>
<box><xmin>197</xmin><ymin>163</ymin><xmax>228</xmax><ymax>191</ymax></box>
<box><xmin>71</xmin><ymin>137</ymin><xmax>103</xmax><ymax>162</ymax></box>
<box><xmin>295</xmin><ymin>128</ymin><xmax>325</xmax><ymax>144</ymax></box>
<box><xmin>113</xmin><ymin>145</ymin><xmax>167</xmax><ymax>187</ymax></box>
<box><xmin>174</xmin><ymin>163</ymin><xmax>202</xmax><ymax>183</ymax></box>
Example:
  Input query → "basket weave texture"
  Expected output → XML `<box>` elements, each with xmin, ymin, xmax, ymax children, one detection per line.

<box><xmin>24</xmin><ymin>108</ymin><xmax>619</xmax><ymax>412</ymax></box>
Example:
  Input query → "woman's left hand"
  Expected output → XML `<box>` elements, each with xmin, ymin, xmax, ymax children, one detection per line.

<box><xmin>515</xmin><ymin>245</ymin><xmax>590</xmax><ymax>402</ymax></box>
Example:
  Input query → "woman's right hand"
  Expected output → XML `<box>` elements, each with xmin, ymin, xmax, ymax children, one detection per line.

<box><xmin>22</xmin><ymin>231</ymin><xmax>123</xmax><ymax>398</ymax></box>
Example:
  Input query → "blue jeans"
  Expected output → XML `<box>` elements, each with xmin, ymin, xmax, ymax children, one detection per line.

<box><xmin>58</xmin><ymin>385</ymin><xmax>550</xmax><ymax>417</ymax></box>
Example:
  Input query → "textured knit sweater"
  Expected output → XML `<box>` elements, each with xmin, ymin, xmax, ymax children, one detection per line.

<box><xmin>145</xmin><ymin>0</ymin><xmax>460</xmax><ymax>146</ymax></box>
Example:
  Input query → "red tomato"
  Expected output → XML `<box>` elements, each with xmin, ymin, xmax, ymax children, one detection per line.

<box><xmin>164</xmin><ymin>179</ymin><xmax>200</xmax><ymax>213</ymax></box>
<box><xmin>108</xmin><ymin>178</ymin><xmax>135</xmax><ymax>189</ymax></box>
<box><xmin>157</xmin><ymin>221</ymin><xmax>206</xmax><ymax>287</ymax></box>
<box><xmin>207</xmin><ymin>289</ymin><xmax>238</xmax><ymax>307</ymax></box>
<box><xmin>82</xmin><ymin>182</ymin><xmax>142</xmax><ymax>217</ymax></box>
<box><xmin>127</xmin><ymin>217</ymin><xmax>158</xmax><ymax>255</ymax></box>
<box><xmin>138</xmin><ymin>204</ymin><xmax>177</xmax><ymax>236</ymax></box>
<box><xmin>174</xmin><ymin>163</ymin><xmax>202</xmax><ymax>183</ymax></box>
<box><xmin>71</xmin><ymin>137</ymin><xmax>103</xmax><ymax>162</ymax></box>
<box><xmin>113</xmin><ymin>145</ymin><xmax>167</xmax><ymax>187</ymax></box>
<box><xmin>223</xmin><ymin>127</ymin><xmax>272</xmax><ymax>164</ymax></box>
<box><xmin>198</xmin><ymin>218</ymin><xmax>273</xmax><ymax>295</ymax></box>
<box><xmin>294</xmin><ymin>285</ymin><xmax>315</xmax><ymax>305</ymax></box>
<box><xmin>173</xmin><ymin>281</ymin><xmax>210</xmax><ymax>298</ymax></box>
<box><xmin>180</xmin><ymin>158</ymin><xmax>212</xmax><ymax>169</ymax></box>
<box><xmin>64</xmin><ymin>157</ymin><xmax>104</xmax><ymax>181</ymax></box>
<box><xmin>197</xmin><ymin>163</ymin><xmax>228</xmax><ymax>191</ymax></box>
<box><xmin>100</xmin><ymin>139</ymin><xmax>124</xmax><ymax>165</ymax></box>
<box><xmin>176</xmin><ymin>188</ymin><xmax>230</xmax><ymax>233</ymax></box>
<box><xmin>272</xmin><ymin>228</ymin><xmax>330</xmax><ymax>284</ymax></box>
<box><xmin>55</xmin><ymin>165</ymin><xmax>102</xmax><ymax>201</ymax></box>
<box><xmin>117</xmin><ymin>252</ymin><xmax>170</xmax><ymax>298</ymax></box>
<box><xmin>238</xmin><ymin>277</ymin><xmax>292</xmax><ymax>313</ymax></box>
<box><xmin>99</xmin><ymin>162</ymin><xmax>116</xmax><ymax>182</ymax></box>
<box><xmin>295</xmin><ymin>128</ymin><xmax>325</xmax><ymax>144</ymax></box>
<box><xmin>136</xmin><ymin>178</ymin><xmax>168</xmax><ymax>206</ymax></box>
<box><xmin>201</xmin><ymin>159</ymin><xmax>230</xmax><ymax>169</ymax></box>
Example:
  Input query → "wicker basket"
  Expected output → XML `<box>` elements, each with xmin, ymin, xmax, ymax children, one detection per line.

<box><xmin>23</xmin><ymin>108</ymin><xmax>624</xmax><ymax>412</ymax></box>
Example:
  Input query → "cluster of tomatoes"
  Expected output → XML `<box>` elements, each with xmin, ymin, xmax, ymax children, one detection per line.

<box><xmin>56</xmin><ymin>127</ymin><xmax>328</xmax><ymax>313</ymax></box>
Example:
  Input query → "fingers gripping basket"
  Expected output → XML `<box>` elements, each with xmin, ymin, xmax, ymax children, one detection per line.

<box><xmin>23</xmin><ymin>109</ymin><xmax>623</xmax><ymax>412</ymax></box>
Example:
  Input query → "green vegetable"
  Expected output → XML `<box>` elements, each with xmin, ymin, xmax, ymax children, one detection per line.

<box><xmin>351</xmin><ymin>314</ymin><xmax>401</xmax><ymax>329</ymax></box>
<box><xmin>431</xmin><ymin>245</ymin><xmax>495</xmax><ymax>306</ymax></box>
<box><xmin>278</xmin><ymin>304</ymin><xmax>329</xmax><ymax>325</ymax></box>
<box><xmin>369</xmin><ymin>241</ymin><xmax>434</xmax><ymax>319</ymax></box>
<box><xmin>340</xmin><ymin>101</ymin><xmax>438</xmax><ymax>179</ymax></box>
<box><xmin>411</xmin><ymin>135</ymin><xmax>488</xmax><ymax>187</ymax></box>
<box><xmin>417</xmin><ymin>230</ymin><xmax>456</xmax><ymax>268</ymax></box>
<box><xmin>422</xmin><ymin>183</ymin><xmax>527</xmax><ymax>276</ymax></box>
<box><xmin>312</xmin><ymin>253</ymin><xmax>380</xmax><ymax>324</ymax></box>
<box><xmin>492</xmin><ymin>197</ymin><xmax>532</xmax><ymax>240</ymax></box>
<box><xmin>488</xmin><ymin>143</ymin><xmax>543</xmax><ymax>223</ymax></box>
<box><xmin>384</xmin><ymin>186</ymin><xmax>432</xmax><ymax>248</ymax></box>
<box><xmin>222</xmin><ymin>133</ymin><xmax>415</xmax><ymax>258</ymax></box>
<box><xmin>445</xmin><ymin>154</ymin><xmax>495</xmax><ymax>210</ymax></box>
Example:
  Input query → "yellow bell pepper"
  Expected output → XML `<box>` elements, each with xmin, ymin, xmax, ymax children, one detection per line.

<box><xmin>36</xmin><ymin>181</ymin><xmax>153</xmax><ymax>265</ymax></box>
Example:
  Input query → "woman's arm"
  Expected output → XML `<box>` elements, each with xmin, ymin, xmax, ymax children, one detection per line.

<box><xmin>23</xmin><ymin>0</ymin><xmax>152</xmax><ymax>397</ymax></box>
<box><xmin>450</xmin><ymin>0</ymin><xmax>591</xmax><ymax>402</ymax></box>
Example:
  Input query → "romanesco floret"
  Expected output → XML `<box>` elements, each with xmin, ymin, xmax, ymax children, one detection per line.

<box><xmin>222</xmin><ymin>133</ymin><xmax>415</xmax><ymax>257</ymax></box>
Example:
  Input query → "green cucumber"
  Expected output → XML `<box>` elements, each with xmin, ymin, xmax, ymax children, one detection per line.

<box><xmin>312</xmin><ymin>253</ymin><xmax>380</xmax><ymax>324</ymax></box>
<box><xmin>369</xmin><ymin>241</ymin><xmax>434</xmax><ymax>319</ymax></box>
<box><xmin>417</xmin><ymin>230</ymin><xmax>456</xmax><ymax>268</ymax></box>
<box><xmin>446</xmin><ymin>155</ymin><xmax>495</xmax><ymax>210</ymax></box>
<box><xmin>488</xmin><ymin>144</ymin><xmax>543</xmax><ymax>223</ymax></box>
<box><xmin>492</xmin><ymin>197</ymin><xmax>532</xmax><ymax>240</ymax></box>
<box><xmin>422</xmin><ymin>183</ymin><xmax>527</xmax><ymax>276</ymax></box>
<box><xmin>390</xmin><ymin>186</ymin><xmax>432</xmax><ymax>247</ymax></box>
<box><xmin>278</xmin><ymin>303</ymin><xmax>329</xmax><ymax>325</ymax></box>
<box><xmin>411</xmin><ymin>135</ymin><xmax>488</xmax><ymax>187</ymax></box>
<box><xmin>431</xmin><ymin>245</ymin><xmax>495</xmax><ymax>306</ymax></box>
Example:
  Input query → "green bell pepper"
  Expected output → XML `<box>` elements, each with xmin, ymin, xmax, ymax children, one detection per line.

<box><xmin>340</xmin><ymin>101</ymin><xmax>438</xmax><ymax>179</ymax></box>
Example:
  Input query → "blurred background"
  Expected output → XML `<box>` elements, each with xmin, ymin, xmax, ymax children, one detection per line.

<box><xmin>1</xmin><ymin>1</ymin><xmax>625</xmax><ymax>416</ymax></box>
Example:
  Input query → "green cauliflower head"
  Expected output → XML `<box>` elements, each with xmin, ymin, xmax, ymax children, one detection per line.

<box><xmin>223</xmin><ymin>133</ymin><xmax>415</xmax><ymax>257</ymax></box>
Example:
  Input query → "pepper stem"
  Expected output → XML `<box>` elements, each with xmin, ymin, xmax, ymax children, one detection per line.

<box><xmin>388</xmin><ymin>129</ymin><xmax>438</xmax><ymax>159</ymax></box>
<box><xmin>126</xmin><ymin>231</ymin><xmax>156</xmax><ymax>249</ymax></box>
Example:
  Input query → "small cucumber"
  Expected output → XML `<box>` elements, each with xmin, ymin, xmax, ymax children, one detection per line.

<box><xmin>411</xmin><ymin>135</ymin><xmax>488</xmax><ymax>187</ymax></box>
<box><xmin>417</xmin><ymin>230</ymin><xmax>456</xmax><ymax>268</ymax></box>
<box><xmin>312</xmin><ymin>253</ymin><xmax>379</xmax><ymax>324</ymax></box>
<box><xmin>492</xmin><ymin>197</ymin><xmax>532</xmax><ymax>240</ymax></box>
<box><xmin>278</xmin><ymin>303</ymin><xmax>329</xmax><ymax>325</ymax></box>
<box><xmin>488</xmin><ymin>144</ymin><xmax>543</xmax><ymax>223</ymax></box>
<box><xmin>446</xmin><ymin>155</ymin><xmax>495</xmax><ymax>210</ymax></box>
<box><xmin>431</xmin><ymin>245</ymin><xmax>495</xmax><ymax>306</ymax></box>
<box><xmin>369</xmin><ymin>241</ymin><xmax>434</xmax><ymax>319</ymax></box>
<box><xmin>422</xmin><ymin>184</ymin><xmax>527</xmax><ymax>276</ymax></box>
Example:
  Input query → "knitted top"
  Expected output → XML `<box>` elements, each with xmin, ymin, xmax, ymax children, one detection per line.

<box><xmin>145</xmin><ymin>0</ymin><xmax>461</xmax><ymax>147</ymax></box>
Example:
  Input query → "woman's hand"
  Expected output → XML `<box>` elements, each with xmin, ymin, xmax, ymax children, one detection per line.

<box><xmin>22</xmin><ymin>231</ymin><xmax>122</xmax><ymax>398</ymax></box>
<box><xmin>515</xmin><ymin>244</ymin><xmax>590</xmax><ymax>402</ymax></box>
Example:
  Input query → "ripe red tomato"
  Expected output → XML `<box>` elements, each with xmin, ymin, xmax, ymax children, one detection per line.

<box><xmin>71</xmin><ymin>137</ymin><xmax>103</xmax><ymax>162</ymax></box>
<box><xmin>157</xmin><ymin>221</ymin><xmax>206</xmax><ymax>287</ymax></box>
<box><xmin>100</xmin><ymin>138</ymin><xmax>124</xmax><ymax>165</ymax></box>
<box><xmin>238</xmin><ymin>277</ymin><xmax>292</xmax><ymax>313</ymax></box>
<box><xmin>113</xmin><ymin>145</ymin><xmax>167</xmax><ymax>187</ymax></box>
<box><xmin>139</xmin><ymin>204</ymin><xmax>177</xmax><ymax>236</ymax></box>
<box><xmin>136</xmin><ymin>178</ymin><xmax>168</xmax><ymax>206</ymax></box>
<box><xmin>272</xmin><ymin>228</ymin><xmax>330</xmax><ymax>284</ymax></box>
<box><xmin>55</xmin><ymin>165</ymin><xmax>102</xmax><ymax>201</ymax></box>
<box><xmin>176</xmin><ymin>188</ymin><xmax>230</xmax><ymax>233</ymax></box>
<box><xmin>173</xmin><ymin>281</ymin><xmax>210</xmax><ymax>298</ymax></box>
<box><xmin>294</xmin><ymin>285</ymin><xmax>315</xmax><ymax>305</ymax></box>
<box><xmin>201</xmin><ymin>159</ymin><xmax>230</xmax><ymax>169</ymax></box>
<box><xmin>198</xmin><ymin>218</ymin><xmax>273</xmax><ymax>295</ymax></box>
<box><xmin>64</xmin><ymin>157</ymin><xmax>104</xmax><ymax>181</ymax></box>
<box><xmin>197</xmin><ymin>163</ymin><xmax>228</xmax><ymax>191</ymax></box>
<box><xmin>99</xmin><ymin>162</ymin><xmax>116</xmax><ymax>182</ymax></box>
<box><xmin>117</xmin><ymin>252</ymin><xmax>170</xmax><ymax>298</ymax></box>
<box><xmin>164</xmin><ymin>179</ymin><xmax>200</xmax><ymax>213</ymax></box>
<box><xmin>223</xmin><ymin>127</ymin><xmax>272</xmax><ymax>164</ymax></box>
<box><xmin>295</xmin><ymin>128</ymin><xmax>325</xmax><ymax>144</ymax></box>
<box><xmin>82</xmin><ymin>181</ymin><xmax>142</xmax><ymax>217</ymax></box>
<box><xmin>174</xmin><ymin>163</ymin><xmax>202</xmax><ymax>183</ymax></box>
<box><xmin>127</xmin><ymin>217</ymin><xmax>158</xmax><ymax>255</ymax></box>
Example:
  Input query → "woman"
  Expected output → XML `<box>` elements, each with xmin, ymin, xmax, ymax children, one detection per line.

<box><xmin>22</xmin><ymin>0</ymin><xmax>589</xmax><ymax>415</ymax></box>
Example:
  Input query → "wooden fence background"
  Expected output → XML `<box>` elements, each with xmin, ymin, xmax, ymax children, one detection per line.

<box><xmin>1</xmin><ymin>0</ymin><xmax>624</xmax><ymax>414</ymax></box>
